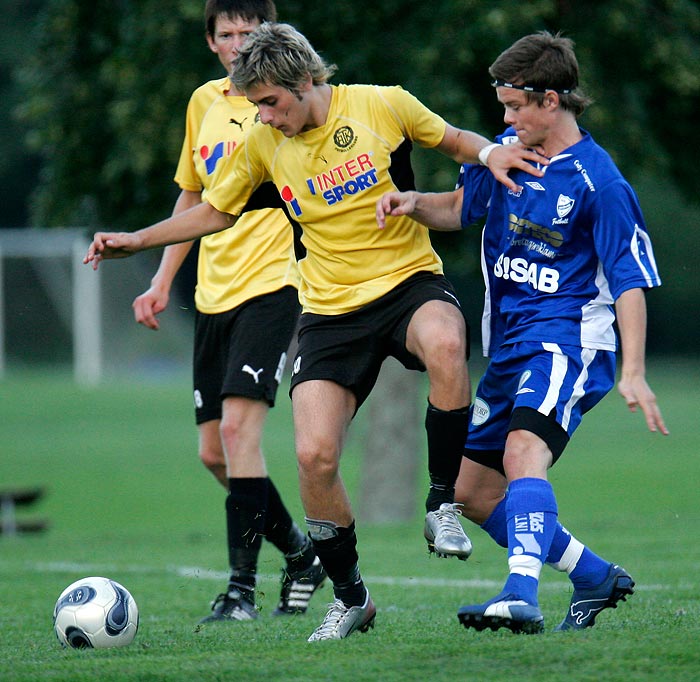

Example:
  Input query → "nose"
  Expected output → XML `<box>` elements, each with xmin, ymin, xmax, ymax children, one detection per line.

<box><xmin>503</xmin><ymin>108</ymin><xmax>515</xmax><ymax>126</ymax></box>
<box><xmin>257</xmin><ymin>105</ymin><xmax>273</xmax><ymax>125</ymax></box>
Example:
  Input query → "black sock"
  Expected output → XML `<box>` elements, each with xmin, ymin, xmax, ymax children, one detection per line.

<box><xmin>425</xmin><ymin>401</ymin><xmax>470</xmax><ymax>512</ymax></box>
<box><xmin>261</xmin><ymin>479</ymin><xmax>315</xmax><ymax>572</ymax></box>
<box><xmin>307</xmin><ymin>520</ymin><xmax>365</xmax><ymax>607</ymax></box>
<box><xmin>264</xmin><ymin>479</ymin><xmax>296</xmax><ymax>548</ymax></box>
<box><xmin>226</xmin><ymin>477</ymin><xmax>269</xmax><ymax>597</ymax></box>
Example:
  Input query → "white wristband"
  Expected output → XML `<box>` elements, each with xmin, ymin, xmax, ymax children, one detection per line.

<box><xmin>478</xmin><ymin>143</ymin><xmax>501</xmax><ymax>166</ymax></box>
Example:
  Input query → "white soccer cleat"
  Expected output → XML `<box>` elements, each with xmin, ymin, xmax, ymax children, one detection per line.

<box><xmin>307</xmin><ymin>592</ymin><xmax>376</xmax><ymax>642</ymax></box>
<box><xmin>424</xmin><ymin>502</ymin><xmax>473</xmax><ymax>560</ymax></box>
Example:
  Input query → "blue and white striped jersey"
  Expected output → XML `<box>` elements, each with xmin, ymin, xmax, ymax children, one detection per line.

<box><xmin>458</xmin><ymin>128</ymin><xmax>661</xmax><ymax>357</ymax></box>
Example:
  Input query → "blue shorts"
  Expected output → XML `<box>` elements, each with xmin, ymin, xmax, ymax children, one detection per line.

<box><xmin>465</xmin><ymin>341</ymin><xmax>615</xmax><ymax>472</ymax></box>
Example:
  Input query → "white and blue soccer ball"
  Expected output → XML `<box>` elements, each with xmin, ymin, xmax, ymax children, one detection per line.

<box><xmin>53</xmin><ymin>576</ymin><xmax>139</xmax><ymax>649</ymax></box>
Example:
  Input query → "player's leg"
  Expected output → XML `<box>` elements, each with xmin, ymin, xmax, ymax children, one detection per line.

<box><xmin>457</xmin><ymin>457</ymin><xmax>634</xmax><ymax>631</ymax></box>
<box><xmin>197</xmin><ymin>419</ymin><xmax>228</xmax><ymax>488</ymax></box>
<box><xmin>458</xmin><ymin>344</ymin><xmax>632</xmax><ymax>633</ymax></box>
<box><xmin>219</xmin><ymin>396</ymin><xmax>325</xmax><ymax>618</ymax></box>
<box><xmin>405</xmin><ymin>298</ymin><xmax>472</xmax><ymax>560</ymax></box>
<box><xmin>199</xmin><ymin>289</ymin><xmax>324</xmax><ymax>622</ymax></box>
<box><xmin>457</xmin><ymin>428</ymin><xmax>554</xmax><ymax>634</ymax></box>
<box><xmin>204</xmin><ymin>396</ymin><xmax>270</xmax><ymax>622</ymax></box>
<box><xmin>293</xmin><ymin>379</ymin><xmax>376</xmax><ymax>641</ymax></box>
<box><xmin>266</xmin><ymin>479</ymin><xmax>327</xmax><ymax>616</ymax></box>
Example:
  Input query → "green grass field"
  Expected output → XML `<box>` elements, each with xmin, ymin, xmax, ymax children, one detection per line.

<box><xmin>1</xmin><ymin>358</ymin><xmax>698</xmax><ymax>681</ymax></box>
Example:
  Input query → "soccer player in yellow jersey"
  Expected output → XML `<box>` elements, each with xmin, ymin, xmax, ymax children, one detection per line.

<box><xmin>130</xmin><ymin>3</ymin><xmax>325</xmax><ymax>624</ymax></box>
<box><xmin>85</xmin><ymin>22</ymin><xmax>548</xmax><ymax>640</ymax></box>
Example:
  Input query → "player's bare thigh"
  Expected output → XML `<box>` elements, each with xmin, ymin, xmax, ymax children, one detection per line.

<box><xmin>405</xmin><ymin>299</ymin><xmax>470</xmax><ymax>408</ymax></box>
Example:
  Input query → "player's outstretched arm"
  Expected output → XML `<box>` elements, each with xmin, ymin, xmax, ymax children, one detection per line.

<box><xmin>615</xmin><ymin>288</ymin><xmax>669</xmax><ymax>435</ymax></box>
<box><xmin>376</xmin><ymin>189</ymin><xmax>463</xmax><ymax>230</ymax></box>
<box><xmin>83</xmin><ymin>202</ymin><xmax>236</xmax><ymax>271</ymax></box>
<box><xmin>438</xmin><ymin>125</ymin><xmax>548</xmax><ymax>193</ymax></box>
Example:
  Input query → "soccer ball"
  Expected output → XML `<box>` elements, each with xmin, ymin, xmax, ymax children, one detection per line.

<box><xmin>53</xmin><ymin>576</ymin><xmax>139</xmax><ymax>649</ymax></box>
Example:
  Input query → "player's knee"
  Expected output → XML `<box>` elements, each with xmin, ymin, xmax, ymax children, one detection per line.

<box><xmin>199</xmin><ymin>444</ymin><xmax>225</xmax><ymax>473</ymax></box>
<box><xmin>426</xmin><ymin>329</ymin><xmax>466</xmax><ymax>370</ymax></box>
<box><xmin>219</xmin><ymin>413</ymin><xmax>244</xmax><ymax>450</ymax></box>
<box><xmin>296</xmin><ymin>440</ymin><xmax>340</xmax><ymax>482</ymax></box>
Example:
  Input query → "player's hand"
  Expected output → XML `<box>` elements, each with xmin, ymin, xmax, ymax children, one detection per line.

<box><xmin>132</xmin><ymin>285</ymin><xmax>170</xmax><ymax>331</ymax></box>
<box><xmin>617</xmin><ymin>374</ymin><xmax>669</xmax><ymax>435</ymax></box>
<box><xmin>376</xmin><ymin>191</ymin><xmax>416</xmax><ymax>229</ymax></box>
<box><xmin>83</xmin><ymin>232</ymin><xmax>143</xmax><ymax>270</ymax></box>
<box><xmin>487</xmin><ymin>144</ymin><xmax>549</xmax><ymax>193</ymax></box>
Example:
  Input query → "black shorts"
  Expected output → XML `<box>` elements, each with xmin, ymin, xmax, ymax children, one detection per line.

<box><xmin>193</xmin><ymin>286</ymin><xmax>300</xmax><ymax>424</ymax></box>
<box><xmin>289</xmin><ymin>272</ymin><xmax>469</xmax><ymax>411</ymax></box>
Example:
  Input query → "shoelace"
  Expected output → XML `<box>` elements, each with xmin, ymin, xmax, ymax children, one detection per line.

<box><xmin>433</xmin><ymin>503</ymin><xmax>465</xmax><ymax>535</ymax></box>
<box><xmin>311</xmin><ymin>600</ymin><xmax>349</xmax><ymax>638</ymax></box>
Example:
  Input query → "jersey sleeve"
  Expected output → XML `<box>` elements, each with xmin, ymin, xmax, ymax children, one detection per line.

<box><xmin>592</xmin><ymin>180</ymin><xmax>662</xmax><ymax>298</ymax></box>
<box><xmin>375</xmin><ymin>86</ymin><xmax>447</xmax><ymax>148</ymax></box>
<box><xmin>173</xmin><ymin>92</ymin><xmax>204</xmax><ymax>193</ymax></box>
<box><xmin>457</xmin><ymin>164</ymin><xmax>494</xmax><ymax>227</ymax></box>
<box><xmin>204</xmin><ymin>126</ymin><xmax>271</xmax><ymax>216</ymax></box>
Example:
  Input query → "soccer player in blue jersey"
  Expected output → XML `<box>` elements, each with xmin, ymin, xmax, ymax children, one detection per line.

<box><xmin>377</xmin><ymin>30</ymin><xmax>669</xmax><ymax>634</ymax></box>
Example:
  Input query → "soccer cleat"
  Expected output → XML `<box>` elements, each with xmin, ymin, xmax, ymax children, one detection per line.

<box><xmin>458</xmin><ymin>596</ymin><xmax>544</xmax><ymax>635</ymax></box>
<box><xmin>273</xmin><ymin>556</ymin><xmax>327</xmax><ymax>615</ymax></box>
<box><xmin>554</xmin><ymin>564</ymin><xmax>635</xmax><ymax>631</ymax></box>
<box><xmin>307</xmin><ymin>592</ymin><xmax>376</xmax><ymax>642</ymax></box>
<box><xmin>424</xmin><ymin>502</ymin><xmax>473</xmax><ymax>560</ymax></box>
<box><xmin>198</xmin><ymin>589</ymin><xmax>258</xmax><ymax>623</ymax></box>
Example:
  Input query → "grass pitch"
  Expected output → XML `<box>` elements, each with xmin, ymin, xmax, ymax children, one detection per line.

<box><xmin>0</xmin><ymin>357</ymin><xmax>698</xmax><ymax>681</ymax></box>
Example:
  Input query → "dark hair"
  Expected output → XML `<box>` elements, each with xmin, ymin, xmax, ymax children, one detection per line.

<box><xmin>489</xmin><ymin>31</ymin><xmax>592</xmax><ymax>116</ymax></box>
<box><xmin>204</xmin><ymin>0</ymin><xmax>277</xmax><ymax>38</ymax></box>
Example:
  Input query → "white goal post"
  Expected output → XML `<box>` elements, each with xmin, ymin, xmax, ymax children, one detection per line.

<box><xmin>0</xmin><ymin>229</ymin><xmax>101</xmax><ymax>385</ymax></box>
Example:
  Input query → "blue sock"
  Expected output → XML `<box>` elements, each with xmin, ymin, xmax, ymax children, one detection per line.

<box><xmin>482</xmin><ymin>493</ymin><xmax>609</xmax><ymax>590</ymax></box>
<box><xmin>547</xmin><ymin>525</ymin><xmax>610</xmax><ymax>589</ymax></box>
<box><xmin>480</xmin><ymin>497</ymin><xmax>508</xmax><ymax>547</ymax></box>
<box><xmin>501</xmin><ymin>478</ymin><xmax>558</xmax><ymax>607</ymax></box>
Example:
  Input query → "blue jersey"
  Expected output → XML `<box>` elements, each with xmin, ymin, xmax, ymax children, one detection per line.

<box><xmin>458</xmin><ymin>128</ymin><xmax>661</xmax><ymax>356</ymax></box>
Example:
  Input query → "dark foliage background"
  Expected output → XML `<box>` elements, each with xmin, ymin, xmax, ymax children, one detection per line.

<box><xmin>2</xmin><ymin>0</ymin><xmax>698</xmax><ymax>353</ymax></box>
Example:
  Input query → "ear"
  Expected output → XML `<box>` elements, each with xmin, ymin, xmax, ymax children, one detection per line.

<box><xmin>206</xmin><ymin>33</ymin><xmax>218</xmax><ymax>54</ymax></box>
<box><xmin>299</xmin><ymin>74</ymin><xmax>314</xmax><ymax>94</ymax></box>
<box><xmin>543</xmin><ymin>90</ymin><xmax>560</xmax><ymax>110</ymax></box>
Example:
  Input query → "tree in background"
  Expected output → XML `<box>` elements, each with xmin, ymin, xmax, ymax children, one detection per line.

<box><xmin>9</xmin><ymin>0</ymin><xmax>700</xmax><ymax>352</ymax></box>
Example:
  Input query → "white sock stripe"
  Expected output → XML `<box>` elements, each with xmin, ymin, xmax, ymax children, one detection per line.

<box><xmin>508</xmin><ymin>554</ymin><xmax>543</xmax><ymax>580</ymax></box>
<box><xmin>549</xmin><ymin>537</ymin><xmax>585</xmax><ymax>573</ymax></box>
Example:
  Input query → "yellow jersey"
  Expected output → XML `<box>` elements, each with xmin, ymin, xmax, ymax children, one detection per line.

<box><xmin>174</xmin><ymin>76</ymin><xmax>299</xmax><ymax>314</ymax></box>
<box><xmin>206</xmin><ymin>84</ymin><xmax>446</xmax><ymax>315</ymax></box>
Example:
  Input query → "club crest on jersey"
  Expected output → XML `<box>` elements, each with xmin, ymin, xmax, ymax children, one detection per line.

<box><xmin>333</xmin><ymin>126</ymin><xmax>357</xmax><ymax>152</ymax></box>
<box><xmin>556</xmin><ymin>194</ymin><xmax>575</xmax><ymax>219</ymax></box>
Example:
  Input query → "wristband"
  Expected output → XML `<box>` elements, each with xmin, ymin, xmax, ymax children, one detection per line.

<box><xmin>478</xmin><ymin>143</ymin><xmax>501</xmax><ymax>166</ymax></box>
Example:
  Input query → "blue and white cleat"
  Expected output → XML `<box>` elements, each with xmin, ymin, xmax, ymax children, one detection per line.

<box><xmin>458</xmin><ymin>596</ymin><xmax>544</xmax><ymax>634</ymax></box>
<box><xmin>554</xmin><ymin>564</ymin><xmax>635</xmax><ymax>631</ymax></box>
